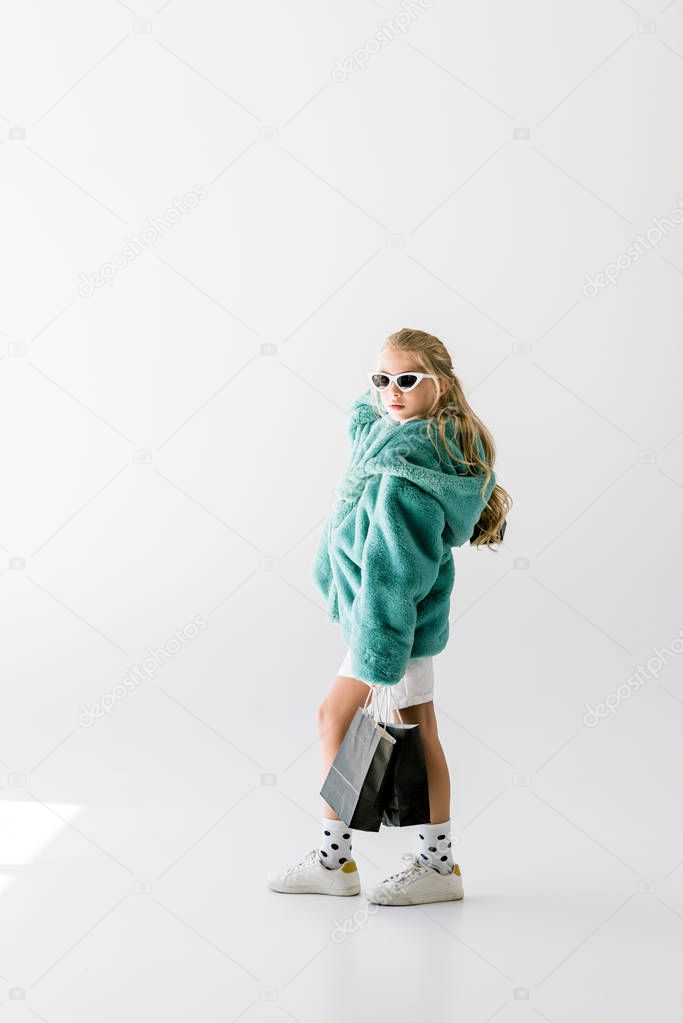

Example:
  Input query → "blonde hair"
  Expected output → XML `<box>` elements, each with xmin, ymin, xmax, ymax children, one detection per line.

<box><xmin>372</xmin><ymin>327</ymin><xmax>512</xmax><ymax>549</ymax></box>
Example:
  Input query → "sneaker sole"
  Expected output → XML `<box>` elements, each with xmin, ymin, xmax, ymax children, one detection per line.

<box><xmin>367</xmin><ymin>888</ymin><xmax>464</xmax><ymax>906</ymax></box>
<box><xmin>268</xmin><ymin>882</ymin><xmax>361</xmax><ymax>896</ymax></box>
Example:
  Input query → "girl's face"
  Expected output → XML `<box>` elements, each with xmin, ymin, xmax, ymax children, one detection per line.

<box><xmin>375</xmin><ymin>349</ymin><xmax>444</xmax><ymax>422</ymax></box>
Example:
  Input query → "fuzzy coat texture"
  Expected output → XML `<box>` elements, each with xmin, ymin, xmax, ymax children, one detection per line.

<box><xmin>313</xmin><ymin>389</ymin><xmax>496</xmax><ymax>687</ymax></box>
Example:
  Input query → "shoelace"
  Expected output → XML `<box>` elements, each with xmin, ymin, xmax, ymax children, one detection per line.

<box><xmin>285</xmin><ymin>849</ymin><xmax>318</xmax><ymax>875</ymax></box>
<box><xmin>381</xmin><ymin>853</ymin><xmax>427</xmax><ymax>890</ymax></box>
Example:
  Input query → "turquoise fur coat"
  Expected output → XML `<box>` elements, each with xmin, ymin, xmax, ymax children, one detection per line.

<box><xmin>313</xmin><ymin>389</ymin><xmax>496</xmax><ymax>687</ymax></box>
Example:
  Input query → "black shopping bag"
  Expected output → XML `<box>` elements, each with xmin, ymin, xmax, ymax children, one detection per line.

<box><xmin>367</xmin><ymin>681</ymin><xmax>431</xmax><ymax>827</ymax></box>
<box><xmin>320</xmin><ymin>700</ymin><xmax>396</xmax><ymax>832</ymax></box>
<box><xmin>379</xmin><ymin>720</ymin><xmax>430</xmax><ymax>827</ymax></box>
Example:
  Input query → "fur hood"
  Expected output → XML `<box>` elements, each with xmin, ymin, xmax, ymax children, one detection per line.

<box><xmin>339</xmin><ymin>389</ymin><xmax>495</xmax><ymax>548</ymax></box>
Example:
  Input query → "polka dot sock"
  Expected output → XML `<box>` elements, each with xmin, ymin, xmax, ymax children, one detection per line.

<box><xmin>417</xmin><ymin>819</ymin><xmax>454</xmax><ymax>875</ymax></box>
<box><xmin>319</xmin><ymin>817</ymin><xmax>353</xmax><ymax>870</ymax></box>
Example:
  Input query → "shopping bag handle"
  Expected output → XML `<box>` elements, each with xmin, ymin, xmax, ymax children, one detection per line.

<box><xmin>363</xmin><ymin>682</ymin><xmax>404</xmax><ymax>726</ymax></box>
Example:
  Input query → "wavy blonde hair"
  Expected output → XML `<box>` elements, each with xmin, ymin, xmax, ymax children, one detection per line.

<box><xmin>371</xmin><ymin>327</ymin><xmax>512</xmax><ymax>549</ymax></box>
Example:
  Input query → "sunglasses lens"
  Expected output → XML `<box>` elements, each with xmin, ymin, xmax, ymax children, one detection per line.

<box><xmin>371</xmin><ymin>374</ymin><xmax>390</xmax><ymax>389</ymax></box>
<box><xmin>397</xmin><ymin>374</ymin><xmax>419</xmax><ymax>391</ymax></box>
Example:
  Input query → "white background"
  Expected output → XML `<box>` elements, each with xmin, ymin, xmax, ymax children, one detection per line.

<box><xmin>1</xmin><ymin>1</ymin><xmax>683</xmax><ymax>1020</ymax></box>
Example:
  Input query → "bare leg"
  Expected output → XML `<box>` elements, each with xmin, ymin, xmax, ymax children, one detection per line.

<box><xmin>317</xmin><ymin>672</ymin><xmax>373</xmax><ymax>820</ymax></box>
<box><xmin>392</xmin><ymin>701</ymin><xmax>451</xmax><ymax>824</ymax></box>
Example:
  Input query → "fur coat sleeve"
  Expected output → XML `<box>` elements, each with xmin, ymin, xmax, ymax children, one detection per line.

<box><xmin>348</xmin><ymin>470</ymin><xmax>445</xmax><ymax>687</ymax></box>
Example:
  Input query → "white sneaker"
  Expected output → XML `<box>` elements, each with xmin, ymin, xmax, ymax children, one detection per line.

<box><xmin>366</xmin><ymin>852</ymin><xmax>464</xmax><ymax>906</ymax></box>
<box><xmin>267</xmin><ymin>848</ymin><xmax>361</xmax><ymax>896</ymax></box>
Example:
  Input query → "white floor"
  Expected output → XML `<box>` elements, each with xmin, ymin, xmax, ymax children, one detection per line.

<box><xmin>3</xmin><ymin>667</ymin><xmax>682</xmax><ymax>1023</ymax></box>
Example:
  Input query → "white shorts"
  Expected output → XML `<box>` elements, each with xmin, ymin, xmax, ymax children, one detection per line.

<box><xmin>338</xmin><ymin>647</ymin><xmax>435</xmax><ymax>710</ymax></box>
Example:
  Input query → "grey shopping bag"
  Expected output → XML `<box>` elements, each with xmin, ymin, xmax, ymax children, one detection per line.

<box><xmin>319</xmin><ymin>687</ymin><xmax>396</xmax><ymax>832</ymax></box>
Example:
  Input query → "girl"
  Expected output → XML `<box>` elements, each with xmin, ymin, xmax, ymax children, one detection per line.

<box><xmin>267</xmin><ymin>328</ymin><xmax>511</xmax><ymax>906</ymax></box>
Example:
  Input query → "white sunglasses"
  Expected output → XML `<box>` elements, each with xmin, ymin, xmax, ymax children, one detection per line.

<box><xmin>368</xmin><ymin>371</ymin><xmax>438</xmax><ymax>393</ymax></box>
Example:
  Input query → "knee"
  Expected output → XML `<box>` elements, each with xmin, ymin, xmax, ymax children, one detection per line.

<box><xmin>317</xmin><ymin>696</ymin><xmax>351</xmax><ymax>737</ymax></box>
<box><xmin>317</xmin><ymin>698</ymin><xmax>338</xmax><ymax>734</ymax></box>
